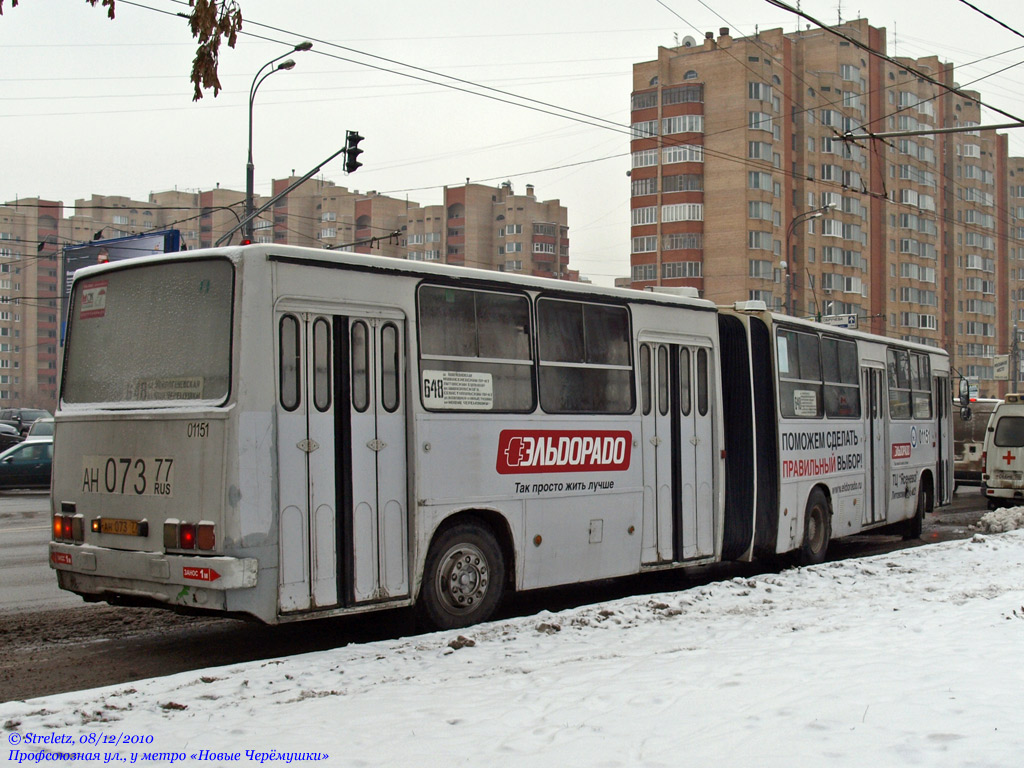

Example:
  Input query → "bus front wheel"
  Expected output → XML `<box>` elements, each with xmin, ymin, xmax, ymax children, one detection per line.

<box><xmin>800</xmin><ymin>489</ymin><xmax>832</xmax><ymax>565</ymax></box>
<box><xmin>418</xmin><ymin>520</ymin><xmax>506</xmax><ymax>631</ymax></box>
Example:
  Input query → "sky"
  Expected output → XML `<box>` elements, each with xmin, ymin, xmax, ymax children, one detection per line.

<box><xmin>3</xmin><ymin>513</ymin><xmax>1024</xmax><ymax>766</ymax></box>
<box><xmin>3</xmin><ymin>1</ymin><xmax>1024</xmax><ymax>284</ymax></box>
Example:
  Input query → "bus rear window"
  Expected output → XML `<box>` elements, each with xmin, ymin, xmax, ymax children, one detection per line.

<box><xmin>62</xmin><ymin>258</ymin><xmax>233</xmax><ymax>406</ymax></box>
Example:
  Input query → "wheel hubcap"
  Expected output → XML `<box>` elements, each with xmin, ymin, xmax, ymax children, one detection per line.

<box><xmin>809</xmin><ymin>508</ymin><xmax>824</xmax><ymax>550</ymax></box>
<box><xmin>436</xmin><ymin>543</ymin><xmax>489</xmax><ymax>615</ymax></box>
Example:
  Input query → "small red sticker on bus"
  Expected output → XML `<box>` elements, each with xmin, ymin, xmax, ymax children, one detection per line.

<box><xmin>496</xmin><ymin>430</ymin><xmax>632</xmax><ymax>474</ymax></box>
<box><xmin>51</xmin><ymin>552</ymin><xmax>72</xmax><ymax>566</ymax></box>
<box><xmin>892</xmin><ymin>443</ymin><xmax>912</xmax><ymax>460</ymax></box>
<box><xmin>80</xmin><ymin>280</ymin><xmax>108</xmax><ymax>319</ymax></box>
<box><xmin>182</xmin><ymin>566</ymin><xmax>221</xmax><ymax>582</ymax></box>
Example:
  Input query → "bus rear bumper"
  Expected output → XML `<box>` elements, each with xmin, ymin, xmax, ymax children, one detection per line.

<box><xmin>49</xmin><ymin>542</ymin><xmax>258</xmax><ymax>607</ymax></box>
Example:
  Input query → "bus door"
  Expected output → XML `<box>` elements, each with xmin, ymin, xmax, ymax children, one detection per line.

<box><xmin>934</xmin><ymin>374</ymin><xmax>952</xmax><ymax>505</ymax></box>
<box><xmin>277</xmin><ymin>312</ymin><xmax>341</xmax><ymax>612</ymax></box>
<box><xmin>639</xmin><ymin>339</ymin><xmax>715</xmax><ymax>564</ymax></box>
<box><xmin>345</xmin><ymin>316</ymin><xmax>409</xmax><ymax>604</ymax></box>
<box><xmin>862</xmin><ymin>366</ymin><xmax>888</xmax><ymax>525</ymax></box>
<box><xmin>277</xmin><ymin>311</ymin><xmax>409</xmax><ymax>613</ymax></box>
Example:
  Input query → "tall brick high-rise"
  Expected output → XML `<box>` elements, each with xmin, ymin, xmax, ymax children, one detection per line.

<box><xmin>630</xmin><ymin>19</ymin><xmax>1015</xmax><ymax>397</ymax></box>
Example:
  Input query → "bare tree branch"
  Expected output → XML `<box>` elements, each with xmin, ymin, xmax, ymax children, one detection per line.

<box><xmin>1</xmin><ymin>0</ymin><xmax>243</xmax><ymax>102</ymax></box>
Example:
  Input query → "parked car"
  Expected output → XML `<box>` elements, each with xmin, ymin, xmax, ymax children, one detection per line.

<box><xmin>0</xmin><ymin>423</ymin><xmax>22</xmax><ymax>451</ymax></box>
<box><xmin>0</xmin><ymin>437</ymin><xmax>52</xmax><ymax>490</ymax></box>
<box><xmin>24</xmin><ymin>417</ymin><xmax>54</xmax><ymax>441</ymax></box>
<box><xmin>0</xmin><ymin>408</ymin><xmax>52</xmax><ymax>436</ymax></box>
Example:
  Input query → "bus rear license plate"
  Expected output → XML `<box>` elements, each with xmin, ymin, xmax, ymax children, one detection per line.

<box><xmin>99</xmin><ymin>518</ymin><xmax>144</xmax><ymax>537</ymax></box>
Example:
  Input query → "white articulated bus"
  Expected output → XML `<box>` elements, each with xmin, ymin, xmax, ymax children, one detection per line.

<box><xmin>717</xmin><ymin>309</ymin><xmax>952</xmax><ymax>565</ymax></box>
<box><xmin>49</xmin><ymin>246</ymin><xmax>952</xmax><ymax>628</ymax></box>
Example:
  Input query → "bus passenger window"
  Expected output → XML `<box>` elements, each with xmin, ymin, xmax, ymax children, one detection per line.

<box><xmin>351</xmin><ymin>321</ymin><xmax>370</xmax><ymax>413</ymax></box>
<box><xmin>381</xmin><ymin>323</ymin><xmax>400</xmax><ymax>413</ymax></box>
<box><xmin>911</xmin><ymin>353</ymin><xmax>932</xmax><ymax>419</ymax></box>
<box><xmin>279</xmin><ymin>315</ymin><xmax>301</xmax><ymax>411</ymax></box>
<box><xmin>657</xmin><ymin>345</ymin><xmax>669</xmax><ymax>416</ymax></box>
<box><xmin>822</xmin><ymin>337</ymin><xmax>860</xmax><ymax>418</ymax></box>
<box><xmin>679</xmin><ymin>348</ymin><xmax>691</xmax><ymax>416</ymax></box>
<box><xmin>776</xmin><ymin>329</ymin><xmax>823</xmax><ymax>418</ymax></box>
<box><xmin>640</xmin><ymin>344</ymin><xmax>652</xmax><ymax>416</ymax></box>
<box><xmin>312</xmin><ymin>318</ymin><xmax>331</xmax><ymax>412</ymax></box>
<box><xmin>887</xmin><ymin>348</ymin><xmax>913</xmax><ymax>419</ymax></box>
<box><xmin>696</xmin><ymin>348</ymin><xmax>709</xmax><ymax>417</ymax></box>
<box><xmin>538</xmin><ymin>298</ymin><xmax>634</xmax><ymax>414</ymax></box>
<box><xmin>417</xmin><ymin>285</ymin><xmax>534</xmax><ymax>412</ymax></box>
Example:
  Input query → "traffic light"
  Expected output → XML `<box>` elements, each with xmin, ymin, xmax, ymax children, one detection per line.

<box><xmin>344</xmin><ymin>130</ymin><xmax>364</xmax><ymax>174</ymax></box>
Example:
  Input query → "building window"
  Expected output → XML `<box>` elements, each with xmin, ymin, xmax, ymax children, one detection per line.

<box><xmin>632</xmin><ymin>264</ymin><xmax>657</xmax><ymax>281</ymax></box>
<box><xmin>632</xmin><ymin>206</ymin><xmax>657</xmax><ymax>226</ymax></box>
<box><xmin>748</xmin><ymin>112</ymin><xmax>773</xmax><ymax>132</ymax></box>
<box><xmin>631</xmin><ymin>236</ymin><xmax>658</xmax><ymax>253</ymax></box>
<box><xmin>661</xmin><ymin>203</ymin><xmax>703</xmax><ymax>222</ymax></box>
<box><xmin>631</xmin><ymin>177</ymin><xmax>658</xmax><ymax>196</ymax></box>
<box><xmin>663</xmin><ymin>174</ymin><xmax>703</xmax><ymax>192</ymax></box>
<box><xmin>662</xmin><ymin>145</ymin><xmax>704</xmax><ymax>164</ymax></box>
<box><xmin>662</xmin><ymin>84</ymin><xmax>703</xmax><ymax>104</ymax></box>
<box><xmin>662</xmin><ymin>261</ymin><xmax>702</xmax><ymax>278</ymax></box>
<box><xmin>662</xmin><ymin>115</ymin><xmax>704</xmax><ymax>134</ymax></box>
<box><xmin>632</xmin><ymin>149</ymin><xmax>658</xmax><ymax>168</ymax></box>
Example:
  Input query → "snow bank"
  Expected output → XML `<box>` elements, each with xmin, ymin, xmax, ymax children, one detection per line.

<box><xmin>4</xmin><ymin>532</ymin><xmax>1024</xmax><ymax>767</ymax></box>
<box><xmin>973</xmin><ymin>506</ymin><xmax>1024</xmax><ymax>532</ymax></box>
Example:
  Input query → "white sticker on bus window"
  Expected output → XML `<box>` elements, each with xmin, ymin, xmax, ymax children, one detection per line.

<box><xmin>80</xmin><ymin>280</ymin><xmax>108</xmax><ymax>319</ymax></box>
<box><xmin>776</xmin><ymin>335</ymin><xmax>790</xmax><ymax>375</ymax></box>
<box><xmin>793</xmin><ymin>389</ymin><xmax>818</xmax><ymax>417</ymax></box>
<box><xmin>126</xmin><ymin>377</ymin><xmax>204</xmax><ymax>401</ymax></box>
<box><xmin>422</xmin><ymin>370</ymin><xmax>494</xmax><ymax>410</ymax></box>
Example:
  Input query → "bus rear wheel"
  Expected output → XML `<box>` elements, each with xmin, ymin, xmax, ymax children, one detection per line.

<box><xmin>903</xmin><ymin>482</ymin><xmax>928</xmax><ymax>540</ymax></box>
<box><xmin>418</xmin><ymin>521</ymin><xmax>506</xmax><ymax>631</ymax></box>
<box><xmin>799</xmin><ymin>489</ymin><xmax>831</xmax><ymax>565</ymax></box>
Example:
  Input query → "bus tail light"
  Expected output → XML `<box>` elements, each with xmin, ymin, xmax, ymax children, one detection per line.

<box><xmin>179</xmin><ymin>523</ymin><xmax>197</xmax><ymax>550</ymax></box>
<box><xmin>52</xmin><ymin>512</ymin><xmax>84</xmax><ymax>543</ymax></box>
<box><xmin>164</xmin><ymin>520</ymin><xmax>216</xmax><ymax>552</ymax></box>
<box><xmin>197</xmin><ymin>522</ymin><xmax>216</xmax><ymax>551</ymax></box>
<box><xmin>163</xmin><ymin>520</ymin><xmax>179</xmax><ymax>550</ymax></box>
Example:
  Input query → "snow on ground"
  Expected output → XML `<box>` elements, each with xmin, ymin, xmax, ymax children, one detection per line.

<box><xmin>4</xmin><ymin>526</ymin><xmax>1024</xmax><ymax>767</ymax></box>
<box><xmin>974</xmin><ymin>506</ymin><xmax>1024</xmax><ymax>533</ymax></box>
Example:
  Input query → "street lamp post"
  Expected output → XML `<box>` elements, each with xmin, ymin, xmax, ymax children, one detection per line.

<box><xmin>244</xmin><ymin>42</ymin><xmax>312</xmax><ymax>242</ymax></box>
<box><xmin>783</xmin><ymin>203</ymin><xmax>835</xmax><ymax>316</ymax></box>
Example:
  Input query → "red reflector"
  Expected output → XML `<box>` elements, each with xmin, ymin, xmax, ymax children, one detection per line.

<box><xmin>197</xmin><ymin>523</ymin><xmax>215</xmax><ymax>551</ymax></box>
<box><xmin>179</xmin><ymin>523</ymin><xmax>197</xmax><ymax>550</ymax></box>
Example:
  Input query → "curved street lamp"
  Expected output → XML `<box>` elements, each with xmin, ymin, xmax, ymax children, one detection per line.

<box><xmin>244</xmin><ymin>41</ymin><xmax>312</xmax><ymax>242</ymax></box>
<box><xmin>783</xmin><ymin>203</ymin><xmax>835</xmax><ymax>315</ymax></box>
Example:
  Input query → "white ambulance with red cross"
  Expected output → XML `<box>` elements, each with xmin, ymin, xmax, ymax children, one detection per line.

<box><xmin>982</xmin><ymin>394</ymin><xmax>1024</xmax><ymax>508</ymax></box>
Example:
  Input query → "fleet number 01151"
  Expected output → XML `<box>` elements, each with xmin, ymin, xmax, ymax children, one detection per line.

<box><xmin>81</xmin><ymin>456</ymin><xmax>174</xmax><ymax>496</ymax></box>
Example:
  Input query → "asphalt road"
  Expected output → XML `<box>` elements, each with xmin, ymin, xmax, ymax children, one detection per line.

<box><xmin>0</xmin><ymin>486</ymin><xmax>991</xmax><ymax>702</ymax></box>
<box><xmin>0</xmin><ymin>491</ymin><xmax>80</xmax><ymax>614</ymax></box>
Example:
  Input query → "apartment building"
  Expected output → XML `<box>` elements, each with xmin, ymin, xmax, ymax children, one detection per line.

<box><xmin>630</xmin><ymin>20</ymin><xmax>1014</xmax><ymax>397</ymax></box>
<box><xmin>445</xmin><ymin>182</ymin><xmax>571</xmax><ymax>279</ymax></box>
<box><xmin>0</xmin><ymin>198</ymin><xmax>62</xmax><ymax>408</ymax></box>
<box><xmin>4</xmin><ymin>177</ymin><xmax>572</xmax><ymax>411</ymax></box>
